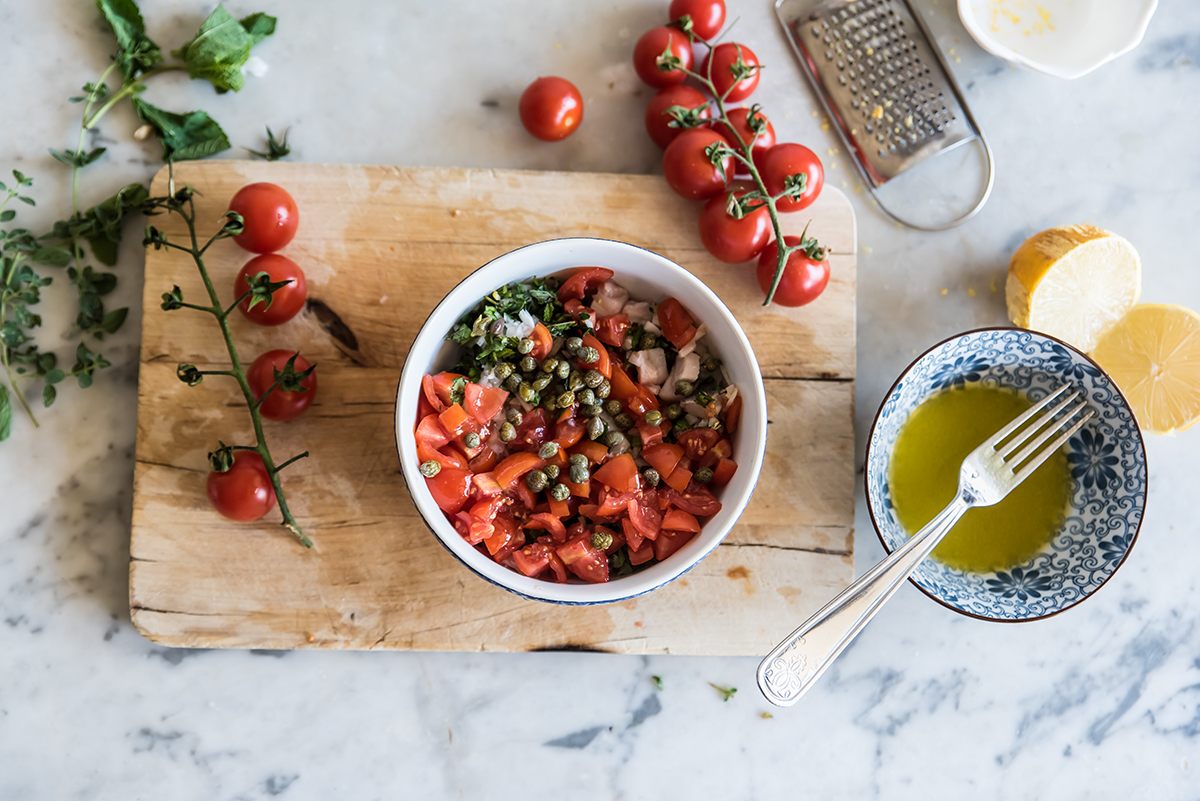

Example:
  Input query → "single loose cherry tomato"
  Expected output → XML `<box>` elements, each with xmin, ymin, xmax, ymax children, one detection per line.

<box><xmin>645</xmin><ymin>85</ymin><xmax>712</xmax><ymax>150</ymax></box>
<box><xmin>701</xmin><ymin>43</ymin><xmax>760</xmax><ymax>103</ymax></box>
<box><xmin>669</xmin><ymin>0</ymin><xmax>726</xmax><ymax>40</ymax></box>
<box><xmin>207</xmin><ymin>451</ymin><xmax>276</xmax><ymax>521</ymax></box>
<box><xmin>714</xmin><ymin>106</ymin><xmax>776</xmax><ymax>166</ymax></box>
<box><xmin>519</xmin><ymin>77</ymin><xmax>584</xmax><ymax>142</ymax></box>
<box><xmin>662</xmin><ymin>128</ymin><xmax>733</xmax><ymax>201</ymax></box>
<box><xmin>759</xmin><ymin>143</ymin><xmax>825</xmax><ymax>212</ymax></box>
<box><xmin>234</xmin><ymin>254</ymin><xmax>307</xmax><ymax>326</ymax></box>
<box><xmin>699</xmin><ymin>189</ymin><xmax>771</xmax><ymax>263</ymax></box>
<box><xmin>757</xmin><ymin>236</ymin><xmax>831</xmax><ymax>307</ymax></box>
<box><xmin>247</xmin><ymin>349</ymin><xmax>318</xmax><ymax>422</ymax></box>
<box><xmin>228</xmin><ymin>182</ymin><xmax>299</xmax><ymax>254</ymax></box>
<box><xmin>633</xmin><ymin>26</ymin><xmax>694</xmax><ymax>88</ymax></box>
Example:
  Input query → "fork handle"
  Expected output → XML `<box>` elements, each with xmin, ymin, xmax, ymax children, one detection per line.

<box><xmin>757</xmin><ymin>494</ymin><xmax>972</xmax><ymax>707</ymax></box>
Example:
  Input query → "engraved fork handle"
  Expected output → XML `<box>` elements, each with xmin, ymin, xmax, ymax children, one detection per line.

<box><xmin>757</xmin><ymin>494</ymin><xmax>973</xmax><ymax>707</ymax></box>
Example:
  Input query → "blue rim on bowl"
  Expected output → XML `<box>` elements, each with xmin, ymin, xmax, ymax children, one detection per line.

<box><xmin>864</xmin><ymin>327</ymin><xmax>1148</xmax><ymax>622</ymax></box>
<box><xmin>394</xmin><ymin>237</ymin><xmax>768</xmax><ymax>605</ymax></box>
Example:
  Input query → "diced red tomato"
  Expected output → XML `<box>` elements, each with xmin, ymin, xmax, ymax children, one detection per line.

<box><xmin>595</xmin><ymin>313</ymin><xmax>630</xmax><ymax>347</ymax></box>
<box><xmin>468</xmin><ymin>447</ymin><xmax>500</xmax><ymax>473</ymax></box>
<box><xmin>663</xmin><ymin>481</ymin><xmax>723</xmax><ymax>516</ymax></box>
<box><xmin>579</xmin><ymin>504</ymin><xmax>619</xmax><ymax>522</ymax></box>
<box><xmin>422</xmin><ymin>374</ymin><xmax>447</xmax><ymax>413</ymax></box>
<box><xmin>621</xmin><ymin>517</ymin><xmax>645</xmax><ymax>552</ymax></box>
<box><xmin>511</xmin><ymin>408</ymin><xmax>551</xmax><ymax>453</ymax></box>
<box><xmin>643</xmin><ymin>443</ymin><xmax>683</xmax><ymax>478</ymax></box>
<box><xmin>678</xmin><ymin>428</ymin><xmax>721</xmax><ymax>461</ymax></box>
<box><xmin>657</xmin><ymin>298</ymin><xmax>698</xmax><ymax>348</ymax></box>
<box><xmin>636</xmin><ymin>419</ymin><xmax>665</xmax><ymax>448</ymax></box>
<box><xmin>597</xmin><ymin>526</ymin><xmax>625</xmax><ymax>555</ymax></box>
<box><xmin>416</xmin><ymin>414</ymin><xmax>451</xmax><ymax>449</ymax></box>
<box><xmin>596</xmin><ymin>487</ymin><xmax>635</xmax><ymax>516</ymax></box>
<box><xmin>699</xmin><ymin>438</ymin><xmax>733</xmax><ymax>469</ymax></box>
<box><xmin>564</xmin><ymin>299</ymin><xmax>594</xmax><ymax>321</ymax></box>
<box><xmin>438</xmin><ymin>403</ymin><xmax>473</xmax><ymax>437</ymax></box>
<box><xmin>430</xmin><ymin>372</ymin><xmax>465</xmax><ymax>407</ymax></box>
<box><xmin>579</xmin><ymin>334</ymin><xmax>611</xmax><ymax>378</ymax></box>
<box><xmin>626</xmin><ymin>384</ymin><xmax>661</xmax><ymax>416</ymax></box>
<box><xmin>514</xmin><ymin>542</ymin><xmax>568</xmax><ymax>582</ymax></box>
<box><xmin>547</xmin><ymin>494</ymin><xmax>574</xmax><ymax>523</ymax></box>
<box><xmin>564</xmin><ymin>477</ymin><xmax>591</xmax><ymax>498</ymax></box>
<box><xmin>608</xmin><ymin>361</ymin><xmax>639</xmax><ymax>400</ymax></box>
<box><xmin>418</xmin><ymin>439</ymin><xmax>469</xmax><ymax>472</ymax></box>
<box><xmin>484</xmin><ymin>512</ymin><xmax>520</xmax><ymax>556</ymax></box>
<box><xmin>426</xmin><ymin>468</ymin><xmax>473</xmax><ymax>515</ymax></box>
<box><xmin>529</xmin><ymin>322</ymin><xmax>553</xmax><ymax>360</ymax></box>
<box><xmin>464</xmin><ymin>383</ymin><xmax>508</xmax><ymax>425</ymax></box>
<box><xmin>570</xmin><ymin>441</ymin><xmax>609</xmax><ymax>465</ymax></box>
<box><xmin>593</xmin><ymin>453</ymin><xmax>642</xmax><ymax>493</ymax></box>
<box><xmin>554</xmin><ymin>416</ymin><xmax>585</xmax><ymax>449</ymax></box>
<box><xmin>512</xmin><ymin>482</ymin><xmax>537</xmax><ymax>511</ymax></box>
<box><xmin>557</xmin><ymin>532</ymin><xmax>610</xmax><ymax>583</ymax></box>
<box><xmin>417</xmin><ymin>389</ymin><xmax>438</xmax><ymax>421</ymax></box>
<box><xmin>654</xmin><ymin>529</ymin><xmax>695</xmax><ymax>561</ymax></box>
<box><xmin>494</xmin><ymin>452</ymin><xmax>545</xmax><ymax>489</ymax></box>
<box><xmin>662</xmin><ymin>508</ymin><xmax>701</xmax><ymax>533</ymax></box>
<box><xmin>629</xmin><ymin>541</ymin><xmax>656</xmax><ymax>565</ymax></box>
<box><xmin>557</xmin><ymin>267</ymin><xmax>615</xmax><ymax>302</ymax></box>
<box><xmin>627</xmin><ymin>493</ymin><xmax>663</xmax><ymax>541</ymax></box>
<box><xmin>472</xmin><ymin>472</ymin><xmax>504</xmax><ymax>497</ymax></box>
<box><xmin>523</xmin><ymin>513</ymin><xmax>567</xmax><ymax>540</ymax></box>
<box><xmin>467</xmin><ymin>495</ymin><xmax>508</xmax><ymax>544</ymax></box>
<box><xmin>725</xmin><ymin>395</ymin><xmax>743</xmax><ymax>435</ymax></box>
<box><xmin>711</xmin><ymin>457</ymin><xmax>738</xmax><ymax>486</ymax></box>
<box><xmin>664</xmin><ymin>465</ymin><xmax>693</xmax><ymax>492</ymax></box>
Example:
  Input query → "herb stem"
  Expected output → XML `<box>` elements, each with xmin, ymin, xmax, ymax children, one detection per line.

<box><xmin>0</xmin><ymin>293</ymin><xmax>40</xmax><ymax>429</ymax></box>
<box><xmin>82</xmin><ymin>65</ymin><xmax>186</xmax><ymax>130</ymax></box>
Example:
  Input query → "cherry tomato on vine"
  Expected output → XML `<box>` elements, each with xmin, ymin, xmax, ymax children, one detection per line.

<box><xmin>714</xmin><ymin>106</ymin><xmax>776</xmax><ymax>168</ymax></box>
<box><xmin>247</xmin><ymin>350</ymin><xmax>318</xmax><ymax>422</ymax></box>
<box><xmin>228</xmin><ymin>183</ymin><xmax>299</xmax><ymax>254</ymax></box>
<box><xmin>234</xmin><ymin>254</ymin><xmax>307</xmax><ymax>326</ymax></box>
<box><xmin>759</xmin><ymin>143</ymin><xmax>825</xmax><ymax>212</ymax></box>
<box><xmin>701</xmin><ymin>43</ymin><xmax>760</xmax><ymax>103</ymax></box>
<box><xmin>633</xmin><ymin>26</ymin><xmax>694</xmax><ymax>88</ymax></box>
<box><xmin>519</xmin><ymin>77</ymin><xmax>583</xmax><ymax>142</ymax></box>
<box><xmin>645</xmin><ymin>85</ymin><xmax>712</xmax><ymax>149</ymax></box>
<box><xmin>757</xmin><ymin>236</ymin><xmax>831</xmax><ymax>307</ymax></box>
<box><xmin>699</xmin><ymin>188</ymin><xmax>772</xmax><ymax>263</ymax></box>
<box><xmin>669</xmin><ymin>0</ymin><xmax>726</xmax><ymax>41</ymax></box>
<box><xmin>207</xmin><ymin>451</ymin><xmax>276</xmax><ymax>521</ymax></box>
<box><xmin>662</xmin><ymin>128</ymin><xmax>733</xmax><ymax>201</ymax></box>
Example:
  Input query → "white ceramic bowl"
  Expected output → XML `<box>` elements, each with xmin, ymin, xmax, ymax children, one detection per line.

<box><xmin>395</xmin><ymin>238</ymin><xmax>767</xmax><ymax>605</ymax></box>
<box><xmin>957</xmin><ymin>0</ymin><xmax>1158</xmax><ymax>80</ymax></box>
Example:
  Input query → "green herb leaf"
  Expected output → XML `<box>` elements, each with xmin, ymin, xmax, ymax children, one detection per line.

<box><xmin>42</xmin><ymin>183</ymin><xmax>151</xmax><ymax>267</ymax></box>
<box><xmin>239</xmin><ymin>12</ymin><xmax>277</xmax><ymax>46</ymax></box>
<box><xmin>131</xmin><ymin>98</ymin><xmax>231</xmax><ymax>161</ymax></box>
<box><xmin>0</xmin><ymin>210</ymin><xmax>13</xmax><ymax>223</ymax></box>
<box><xmin>31</xmin><ymin>247</ymin><xmax>72</xmax><ymax>268</ymax></box>
<box><xmin>100</xmin><ymin>307</ymin><xmax>128</xmax><ymax>334</ymax></box>
<box><xmin>652</xmin><ymin>675</ymin><xmax>663</xmax><ymax>691</ymax></box>
<box><xmin>245</xmin><ymin>126</ymin><xmax>291</xmax><ymax>161</ymax></box>
<box><xmin>42</xmin><ymin>384</ymin><xmax>57</xmax><ymax>408</ymax></box>
<box><xmin>172</xmin><ymin>5</ymin><xmax>275</xmax><ymax>93</ymax></box>
<box><xmin>94</xmin><ymin>0</ymin><xmax>163</xmax><ymax>79</ymax></box>
<box><xmin>44</xmin><ymin>369</ymin><xmax>65</xmax><ymax>385</ymax></box>
<box><xmin>709</xmin><ymin>683</ymin><xmax>737</xmax><ymax>702</ymax></box>
<box><xmin>0</xmin><ymin>385</ymin><xmax>11</xmax><ymax>441</ymax></box>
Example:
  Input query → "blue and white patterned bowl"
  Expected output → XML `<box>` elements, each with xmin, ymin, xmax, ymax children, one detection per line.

<box><xmin>865</xmin><ymin>328</ymin><xmax>1147</xmax><ymax>622</ymax></box>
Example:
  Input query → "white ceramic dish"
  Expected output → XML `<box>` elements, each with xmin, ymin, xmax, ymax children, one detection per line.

<box><xmin>394</xmin><ymin>238</ymin><xmax>768</xmax><ymax>605</ymax></box>
<box><xmin>957</xmin><ymin>0</ymin><xmax>1158</xmax><ymax>80</ymax></box>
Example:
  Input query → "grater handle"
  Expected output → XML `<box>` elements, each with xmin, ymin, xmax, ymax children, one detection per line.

<box><xmin>867</xmin><ymin>131</ymin><xmax>995</xmax><ymax>232</ymax></box>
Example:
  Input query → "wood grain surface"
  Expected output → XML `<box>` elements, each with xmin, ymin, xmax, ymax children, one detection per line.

<box><xmin>130</xmin><ymin>161</ymin><xmax>856</xmax><ymax>655</ymax></box>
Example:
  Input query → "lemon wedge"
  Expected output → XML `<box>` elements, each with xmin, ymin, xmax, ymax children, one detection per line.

<box><xmin>1091</xmin><ymin>304</ymin><xmax>1200</xmax><ymax>434</ymax></box>
<box><xmin>1007</xmin><ymin>225</ymin><xmax>1141</xmax><ymax>352</ymax></box>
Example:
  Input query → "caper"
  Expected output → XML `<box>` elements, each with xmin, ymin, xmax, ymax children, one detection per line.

<box><xmin>595</xmin><ymin>379</ymin><xmax>611</xmax><ymax>400</ymax></box>
<box><xmin>605</xmin><ymin>430</ymin><xmax>626</xmax><ymax>448</ymax></box>
<box><xmin>520</xmin><ymin>355</ymin><xmax>538</xmax><ymax>373</ymax></box>
<box><xmin>538</xmin><ymin>442</ymin><xmax>560</xmax><ymax>460</ymax></box>
<box><xmin>579</xmin><ymin>346</ymin><xmax>600</xmax><ymax>364</ymax></box>
<box><xmin>577</xmin><ymin>387</ymin><xmax>596</xmax><ymax>406</ymax></box>
<box><xmin>504</xmin><ymin>374</ymin><xmax>522</xmax><ymax>393</ymax></box>
<box><xmin>604</xmin><ymin>400</ymin><xmax>622</xmax><ymax>417</ymax></box>
<box><xmin>591</xmin><ymin>531</ymin><xmax>614</xmax><ymax>551</ymax></box>
<box><xmin>532</xmin><ymin>375</ymin><xmax>553</xmax><ymax>391</ymax></box>
<box><xmin>614</xmin><ymin>412</ymin><xmax>634</xmax><ymax>430</ymax></box>
<box><xmin>543</xmin><ymin>394</ymin><xmax>559</xmax><ymax>412</ymax></box>
<box><xmin>627</xmin><ymin>434</ymin><xmax>641</xmax><ymax>449</ymax></box>
<box><xmin>495</xmin><ymin>362</ymin><xmax>515</xmax><ymax>380</ymax></box>
<box><xmin>641</xmin><ymin>332</ymin><xmax>658</xmax><ymax>350</ymax></box>
<box><xmin>570</xmin><ymin>463</ymin><xmax>590</xmax><ymax>484</ymax></box>
<box><xmin>641</xmin><ymin>467</ymin><xmax>661</xmax><ymax>488</ymax></box>
<box><xmin>586</xmin><ymin>416</ymin><xmax>606</xmax><ymax>441</ymax></box>
<box><xmin>666</xmin><ymin>403</ymin><xmax>683</xmax><ymax>420</ymax></box>
<box><xmin>567</xmin><ymin>370</ymin><xmax>585</xmax><ymax>391</ymax></box>
<box><xmin>499</xmin><ymin>422</ymin><xmax>517</xmax><ymax>442</ymax></box>
<box><xmin>584</xmin><ymin>369</ymin><xmax>604</xmax><ymax>388</ymax></box>
<box><xmin>675</xmin><ymin>380</ymin><xmax>694</xmax><ymax>397</ymax></box>
<box><xmin>506</xmin><ymin>408</ymin><xmax>524</xmax><ymax>426</ymax></box>
<box><xmin>569</xmin><ymin>453</ymin><xmax>589</xmax><ymax>468</ymax></box>
<box><xmin>556</xmin><ymin>360</ymin><xmax>571</xmax><ymax>380</ymax></box>
<box><xmin>702</xmin><ymin>356</ymin><xmax>721</xmax><ymax>373</ymax></box>
<box><xmin>419</xmin><ymin>460</ymin><xmax>441</xmax><ymax>478</ymax></box>
<box><xmin>564</xmin><ymin>336</ymin><xmax>583</xmax><ymax>354</ymax></box>
<box><xmin>527</xmin><ymin>470</ymin><xmax>550</xmax><ymax>493</ymax></box>
<box><xmin>674</xmin><ymin>419</ymin><xmax>691</xmax><ymax>433</ymax></box>
<box><xmin>464</xmin><ymin>432</ymin><xmax>481</xmax><ymax>449</ymax></box>
<box><xmin>541</xmin><ymin>357</ymin><xmax>559</xmax><ymax>374</ymax></box>
<box><xmin>549</xmin><ymin>483</ymin><xmax>570</xmax><ymax>502</ymax></box>
<box><xmin>582</xmin><ymin>403</ymin><xmax>603</xmax><ymax>418</ymax></box>
<box><xmin>694</xmin><ymin>466</ymin><xmax>714</xmax><ymax>484</ymax></box>
<box><xmin>543</xmin><ymin>464</ymin><xmax>560</xmax><ymax>480</ymax></box>
<box><xmin>518</xmin><ymin>383</ymin><xmax>537</xmax><ymax>403</ymax></box>
<box><xmin>517</xmin><ymin>337</ymin><xmax>535</xmax><ymax>355</ymax></box>
<box><xmin>557</xmin><ymin>391</ymin><xmax>576</xmax><ymax>409</ymax></box>
<box><xmin>644</xmin><ymin>410</ymin><xmax>663</xmax><ymax>426</ymax></box>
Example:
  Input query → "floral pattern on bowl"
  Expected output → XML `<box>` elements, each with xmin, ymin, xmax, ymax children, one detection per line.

<box><xmin>865</xmin><ymin>328</ymin><xmax>1147</xmax><ymax>622</ymax></box>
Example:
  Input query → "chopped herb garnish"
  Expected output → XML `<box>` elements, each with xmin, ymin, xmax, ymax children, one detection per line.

<box><xmin>652</xmin><ymin>675</ymin><xmax>664</xmax><ymax>691</ymax></box>
<box><xmin>709</xmin><ymin>683</ymin><xmax>737</xmax><ymax>702</ymax></box>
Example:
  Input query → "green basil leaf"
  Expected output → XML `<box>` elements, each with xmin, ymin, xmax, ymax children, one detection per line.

<box><xmin>131</xmin><ymin>98</ymin><xmax>231</xmax><ymax>161</ymax></box>
<box><xmin>94</xmin><ymin>0</ymin><xmax>163</xmax><ymax>79</ymax></box>
<box><xmin>0</xmin><ymin>384</ymin><xmax>11</xmax><ymax>441</ymax></box>
<box><xmin>239</xmin><ymin>12</ymin><xmax>277</xmax><ymax>46</ymax></box>
<box><xmin>172</xmin><ymin>5</ymin><xmax>254</xmax><ymax>93</ymax></box>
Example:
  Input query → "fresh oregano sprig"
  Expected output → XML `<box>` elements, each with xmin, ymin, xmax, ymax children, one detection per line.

<box><xmin>144</xmin><ymin>177</ymin><xmax>312</xmax><ymax>548</ymax></box>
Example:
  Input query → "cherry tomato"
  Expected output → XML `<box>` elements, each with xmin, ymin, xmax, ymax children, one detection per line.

<box><xmin>662</xmin><ymin>128</ymin><xmax>733</xmax><ymax>201</ymax></box>
<box><xmin>701</xmin><ymin>43</ymin><xmax>760</xmax><ymax>103</ymax></box>
<box><xmin>633</xmin><ymin>26</ymin><xmax>694</xmax><ymax>88</ymax></box>
<box><xmin>714</xmin><ymin>106</ymin><xmax>775</xmax><ymax>167</ymax></box>
<box><xmin>664</xmin><ymin>481</ymin><xmax>723</xmax><ymax>516</ymax></box>
<box><xmin>759</xmin><ymin>143</ymin><xmax>825</xmax><ymax>212</ymax></box>
<box><xmin>247</xmin><ymin>349</ymin><xmax>318</xmax><ymax>422</ymax></box>
<box><xmin>669</xmin><ymin>0</ymin><xmax>726</xmax><ymax>40</ymax></box>
<box><xmin>207</xmin><ymin>451</ymin><xmax>276</xmax><ymax>521</ymax></box>
<box><xmin>228</xmin><ymin>183</ymin><xmax>299</xmax><ymax>254</ymax></box>
<box><xmin>519</xmin><ymin>77</ymin><xmax>583</xmax><ymax>142</ymax></box>
<box><xmin>645</xmin><ymin>85</ymin><xmax>712</xmax><ymax>150</ymax></box>
<box><xmin>757</xmin><ymin>236</ymin><xmax>831</xmax><ymax>307</ymax></box>
<box><xmin>234</xmin><ymin>254</ymin><xmax>307</xmax><ymax>326</ymax></box>
<box><xmin>699</xmin><ymin>189</ymin><xmax>771</xmax><ymax>263</ymax></box>
<box><xmin>426</xmin><ymin>467</ymin><xmax>473</xmax><ymax>515</ymax></box>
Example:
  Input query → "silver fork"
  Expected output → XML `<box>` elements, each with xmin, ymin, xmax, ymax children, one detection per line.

<box><xmin>757</xmin><ymin>383</ymin><xmax>1095</xmax><ymax>708</ymax></box>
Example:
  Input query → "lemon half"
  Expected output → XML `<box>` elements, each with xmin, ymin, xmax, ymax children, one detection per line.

<box><xmin>1091</xmin><ymin>304</ymin><xmax>1200</xmax><ymax>435</ymax></box>
<box><xmin>1007</xmin><ymin>225</ymin><xmax>1141</xmax><ymax>353</ymax></box>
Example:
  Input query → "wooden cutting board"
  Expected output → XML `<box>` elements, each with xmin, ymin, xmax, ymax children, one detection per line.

<box><xmin>130</xmin><ymin>161</ymin><xmax>855</xmax><ymax>655</ymax></box>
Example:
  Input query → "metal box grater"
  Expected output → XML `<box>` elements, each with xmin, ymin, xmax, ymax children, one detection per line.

<box><xmin>776</xmin><ymin>0</ymin><xmax>994</xmax><ymax>230</ymax></box>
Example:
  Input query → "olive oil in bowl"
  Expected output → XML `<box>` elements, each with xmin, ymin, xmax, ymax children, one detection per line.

<box><xmin>887</xmin><ymin>384</ymin><xmax>1074</xmax><ymax>573</ymax></box>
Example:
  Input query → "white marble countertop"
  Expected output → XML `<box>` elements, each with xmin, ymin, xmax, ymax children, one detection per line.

<box><xmin>3</xmin><ymin>0</ymin><xmax>1199</xmax><ymax>798</ymax></box>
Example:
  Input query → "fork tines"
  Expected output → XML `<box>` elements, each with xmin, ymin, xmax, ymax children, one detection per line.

<box><xmin>994</xmin><ymin>385</ymin><xmax>1095</xmax><ymax>480</ymax></box>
